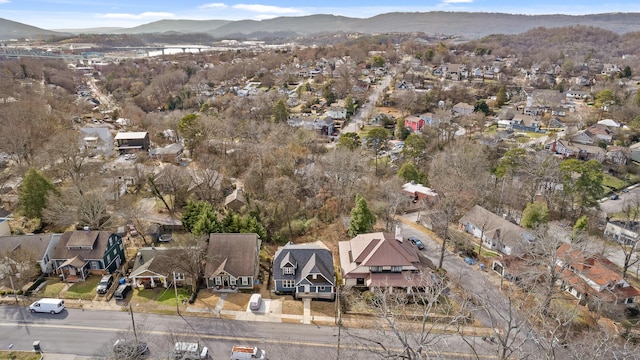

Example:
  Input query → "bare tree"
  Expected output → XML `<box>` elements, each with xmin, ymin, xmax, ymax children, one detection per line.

<box><xmin>612</xmin><ymin>200</ymin><xmax>640</xmax><ymax>279</ymax></box>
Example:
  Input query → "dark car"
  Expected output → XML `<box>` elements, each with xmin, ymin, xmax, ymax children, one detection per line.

<box><xmin>96</xmin><ymin>274</ymin><xmax>114</xmax><ymax>295</ymax></box>
<box><xmin>114</xmin><ymin>339</ymin><xmax>149</xmax><ymax>358</ymax></box>
<box><xmin>407</xmin><ymin>236</ymin><xmax>425</xmax><ymax>250</ymax></box>
<box><xmin>113</xmin><ymin>283</ymin><xmax>132</xmax><ymax>300</ymax></box>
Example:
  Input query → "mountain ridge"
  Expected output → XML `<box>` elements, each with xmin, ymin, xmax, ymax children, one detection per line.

<box><xmin>3</xmin><ymin>11</ymin><xmax>640</xmax><ymax>41</ymax></box>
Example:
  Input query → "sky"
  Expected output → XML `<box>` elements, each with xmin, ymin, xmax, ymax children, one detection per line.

<box><xmin>1</xmin><ymin>0</ymin><xmax>640</xmax><ymax>30</ymax></box>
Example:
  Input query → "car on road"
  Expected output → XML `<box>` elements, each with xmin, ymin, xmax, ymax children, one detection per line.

<box><xmin>173</xmin><ymin>342</ymin><xmax>209</xmax><ymax>359</ymax></box>
<box><xmin>29</xmin><ymin>298</ymin><xmax>65</xmax><ymax>314</ymax></box>
<box><xmin>96</xmin><ymin>274</ymin><xmax>114</xmax><ymax>295</ymax></box>
<box><xmin>610</xmin><ymin>194</ymin><xmax>619</xmax><ymax>200</ymax></box>
<box><xmin>113</xmin><ymin>283</ymin><xmax>132</xmax><ymax>300</ymax></box>
<box><xmin>464</xmin><ymin>257</ymin><xmax>477</xmax><ymax>266</ymax></box>
<box><xmin>113</xmin><ymin>339</ymin><xmax>149</xmax><ymax>358</ymax></box>
<box><xmin>407</xmin><ymin>236</ymin><xmax>425</xmax><ymax>250</ymax></box>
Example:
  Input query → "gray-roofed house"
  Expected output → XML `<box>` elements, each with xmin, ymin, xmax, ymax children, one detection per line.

<box><xmin>338</xmin><ymin>232</ymin><xmax>434</xmax><ymax>293</ymax></box>
<box><xmin>0</xmin><ymin>233</ymin><xmax>62</xmax><ymax>277</ymax></box>
<box><xmin>52</xmin><ymin>230</ymin><xmax>124</xmax><ymax>282</ymax></box>
<box><xmin>79</xmin><ymin>127</ymin><xmax>114</xmax><ymax>157</ymax></box>
<box><xmin>205</xmin><ymin>233</ymin><xmax>261</xmax><ymax>291</ymax></box>
<box><xmin>272</xmin><ymin>241</ymin><xmax>335</xmax><ymax>300</ymax></box>
<box><xmin>150</xmin><ymin>143</ymin><xmax>183</xmax><ymax>163</ymax></box>
<box><xmin>224</xmin><ymin>188</ymin><xmax>247</xmax><ymax>213</ymax></box>
<box><xmin>128</xmin><ymin>247</ymin><xmax>190</xmax><ymax>289</ymax></box>
<box><xmin>459</xmin><ymin>205</ymin><xmax>534</xmax><ymax>256</ymax></box>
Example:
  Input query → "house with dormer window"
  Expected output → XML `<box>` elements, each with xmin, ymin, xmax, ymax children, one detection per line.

<box><xmin>52</xmin><ymin>230</ymin><xmax>124</xmax><ymax>282</ymax></box>
<box><xmin>205</xmin><ymin>233</ymin><xmax>261</xmax><ymax>291</ymax></box>
<box><xmin>338</xmin><ymin>232</ymin><xmax>434</xmax><ymax>293</ymax></box>
<box><xmin>272</xmin><ymin>241</ymin><xmax>335</xmax><ymax>300</ymax></box>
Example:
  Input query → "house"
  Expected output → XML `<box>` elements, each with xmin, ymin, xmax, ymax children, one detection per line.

<box><xmin>150</xmin><ymin>143</ymin><xmax>183</xmax><ymax>163</ymax></box>
<box><xmin>453</xmin><ymin>102</ymin><xmax>474</xmax><ymax>116</ymax></box>
<box><xmin>547</xmin><ymin>117</ymin><xmax>566</xmax><ymax>131</ymax></box>
<box><xmin>604</xmin><ymin>221</ymin><xmax>639</xmax><ymax>245</ymax></box>
<box><xmin>0</xmin><ymin>233</ymin><xmax>62</xmax><ymax>275</ymax></box>
<box><xmin>128</xmin><ymin>247</ymin><xmax>190</xmax><ymax>289</ymax></box>
<box><xmin>458</xmin><ymin>205</ymin><xmax>533</xmax><ymax>256</ymax></box>
<box><xmin>205</xmin><ymin>233</ymin><xmax>261</xmax><ymax>291</ymax></box>
<box><xmin>224</xmin><ymin>187</ymin><xmax>247</xmax><ymax>213</ymax></box>
<box><xmin>584</xmin><ymin>124</ymin><xmax>614</xmax><ymax>144</ymax></box>
<box><xmin>605</xmin><ymin>146</ymin><xmax>630</xmax><ymax>165</ymax></box>
<box><xmin>326</xmin><ymin>106</ymin><xmax>347</xmax><ymax>120</ymax></box>
<box><xmin>52</xmin><ymin>230</ymin><xmax>125</xmax><ymax>282</ymax></box>
<box><xmin>272</xmin><ymin>241</ymin><xmax>335</xmax><ymax>300</ymax></box>
<box><xmin>401</xmin><ymin>181</ymin><xmax>438</xmax><ymax>206</ymax></box>
<box><xmin>492</xmin><ymin>255</ymin><xmax>529</xmax><ymax>283</ymax></box>
<box><xmin>338</xmin><ymin>232</ymin><xmax>434</xmax><ymax>293</ymax></box>
<box><xmin>556</xmin><ymin>243</ymin><xmax>640</xmax><ymax>305</ymax></box>
<box><xmin>544</xmin><ymin>139</ymin><xmax>606</xmax><ymax>161</ymax></box>
<box><xmin>114</xmin><ymin>131</ymin><xmax>150</xmax><ymax>154</ymax></box>
<box><xmin>511</xmin><ymin>114</ymin><xmax>541</xmax><ymax>133</ymax></box>
<box><xmin>570</xmin><ymin>130</ymin><xmax>596</xmax><ymax>145</ymax></box>
<box><xmin>79</xmin><ymin>127</ymin><xmax>114</xmax><ymax>157</ymax></box>
<box><xmin>630</xmin><ymin>142</ymin><xmax>640</xmax><ymax>163</ymax></box>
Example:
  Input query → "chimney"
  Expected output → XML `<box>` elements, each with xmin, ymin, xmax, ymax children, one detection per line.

<box><xmin>395</xmin><ymin>224</ymin><xmax>403</xmax><ymax>242</ymax></box>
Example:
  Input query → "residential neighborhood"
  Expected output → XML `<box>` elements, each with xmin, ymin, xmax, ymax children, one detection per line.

<box><xmin>2</xmin><ymin>14</ymin><xmax>640</xmax><ymax>360</ymax></box>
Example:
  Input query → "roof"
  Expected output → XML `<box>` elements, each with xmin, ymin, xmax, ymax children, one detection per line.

<box><xmin>224</xmin><ymin>188</ymin><xmax>246</xmax><ymax>207</ymax></box>
<box><xmin>339</xmin><ymin>232</ymin><xmax>420</xmax><ymax>277</ymax></box>
<box><xmin>52</xmin><ymin>231</ymin><xmax>117</xmax><ymax>261</ymax></box>
<box><xmin>66</xmin><ymin>231</ymin><xmax>99</xmax><ymax>248</ymax></box>
<box><xmin>129</xmin><ymin>247</ymin><xmax>184</xmax><ymax>278</ymax></box>
<box><xmin>79</xmin><ymin>127</ymin><xmax>113</xmax><ymax>143</ymax></box>
<box><xmin>0</xmin><ymin>233</ymin><xmax>60</xmax><ymax>259</ymax></box>
<box><xmin>273</xmin><ymin>241</ymin><xmax>335</xmax><ymax>286</ymax></box>
<box><xmin>459</xmin><ymin>205</ymin><xmax>533</xmax><ymax>248</ymax></box>
<box><xmin>114</xmin><ymin>131</ymin><xmax>148</xmax><ymax>140</ymax></box>
<box><xmin>402</xmin><ymin>182</ymin><xmax>437</xmax><ymax>197</ymax></box>
<box><xmin>556</xmin><ymin>243</ymin><xmax>621</xmax><ymax>287</ymax></box>
<box><xmin>152</xmin><ymin>143</ymin><xmax>182</xmax><ymax>155</ymax></box>
<box><xmin>206</xmin><ymin>233</ymin><xmax>260</xmax><ymax>278</ymax></box>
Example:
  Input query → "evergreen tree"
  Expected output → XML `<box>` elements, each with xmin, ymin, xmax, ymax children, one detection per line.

<box><xmin>348</xmin><ymin>194</ymin><xmax>376</xmax><ymax>237</ymax></box>
<box><xmin>521</xmin><ymin>202</ymin><xmax>550</xmax><ymax>229</ymax></box>
<box><xmin>495</xmin><ymin>85</ymin><xmax>507</xmax><ymax>107</ymax></box>
<box><xmin>337</xmin><ymin>132</ymin><xmax>361</xmax><ymax>151</ymax></box>
<box><xmin>19</xmin><ymin>167</ymin><xmax>58</xmax><ymax>219</ymax></box>
<box><xmin>272</xmin><ymin>98</ymin><xmax>289</xmax><ymax>123</ymax></box>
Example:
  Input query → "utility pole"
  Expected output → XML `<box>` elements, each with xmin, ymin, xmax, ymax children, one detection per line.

<box><xmin>8</xmin><ymin>274</ymin><xmax>18</xmax><ymax>304</ymax></box>
<box><xmin>128</xmin><ymin>303</ymin><xmax>138</xmax><ymax>342</ymax></box>
<box><xmin>173</xmin><ymin>271</ymin><xmax>180</xmax><ymax>315</ymax></box>
<box><xmin>336</xmin><ymin>285</ymin><xmax>341</xmax><ymax>360</ymax></box>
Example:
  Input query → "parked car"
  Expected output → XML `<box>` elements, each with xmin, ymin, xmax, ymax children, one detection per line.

<box><xmin>173</xmin><ymin>342</ymin><xmax>209</xmax><ymax>359</ymax></box>
<box><xmin>249</xmin><ymin>294</ymin><xmax>262</xmax><ymax>311</ymax></box>
<box><xmin>113</xmin><ymin>283</ymin><xmax>132</xmax><ymax>300</ymax></box>
<box><xmin>158</xmin><ymin>234</ymin><xmax>173</xmax><ymax>242</ymax></box>
<box><xmin>464</xmin><ymin>257</ymin><xmax>477</xmax><ymax>266</ymax></box>
<box><xmin>611</xmin><ymin>194</ymin><xmax>619</xmax><ymax>200</ymax></box>
<box><xmin>96</xmin><ymin>274</ymin><xmax>114</xmax><ymax>295</ymax></box>
<box><xmin>127</xmin><ymin>223</ymin><xmax>139</xmax><ymax>236</ymax></box>
<box><xmin>407</xmin><ymin>236</ymin><xmax>425</xmax><ymax>250</ymax></box>
<box><xmin>113</xmin><ymin>339</ymin><xmax>148</xmax><ymax>358</ymax></box>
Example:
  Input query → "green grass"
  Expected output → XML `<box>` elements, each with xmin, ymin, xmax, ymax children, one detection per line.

<box><xmin>483</xmin><ymin>125</ymin><xmax>498</xmax><ymax>134</ymax></box>
<box><xmin>602</xmin><ymin>173</ymin><xmax>627</xmax><ymax>191</ymax></box>
<box><xmin>41</xmin><ymin>279</ymin><xmax>66</xmax><ymax>298</ymax></box>
<box><xmin>65</xmin><ymin>276</ymin><xmax>99</xmax><ymax>300</ymax></box>
<box><xmin>0</xmin><ymin>351</ymin><xmax>42</xmax><ymax>360</ymax></box>
<box><xmin>156</xmin><ymin>288</ymin><xmax>191</xmax><ymax>306</ymax></box>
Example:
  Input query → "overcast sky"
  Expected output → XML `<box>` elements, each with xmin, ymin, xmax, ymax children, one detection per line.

<box><xmin>2</xmin><ymin>0</ymin><xmax>640</xmax><ymax>30</ymax></box>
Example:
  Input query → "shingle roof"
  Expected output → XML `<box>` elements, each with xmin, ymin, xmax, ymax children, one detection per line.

<box><xmin>129</xmin><ymin>247</ymin><xmax>183</xmax><ymax>278</ymax></box>
<box><xmin>273</xmin><ymin>241</ymin><xmax>335</xmax><ymax>286</ymax></box>
<box><xmin>338</xmin><ymin>232</ymin><xmax>420</xmax><ymax>278</ymax></box>
<box><xmin>52</xmin><ymin>231</ymin><xmax>115</xmax><ymax>261</ymax></box>
<box><xmin>206</xmin><ymin>233</ymin><xmax>260</xmax><ymax>278</ymax></box>
<box><xmin>0</xmin><ymin>234</ymin><xmax>59</xmax><ymax>259</ymax></box>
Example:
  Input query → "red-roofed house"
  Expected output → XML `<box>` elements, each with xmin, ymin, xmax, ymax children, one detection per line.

<box><xmin>338</xmin><ymin>232</ymin><xmax>433</xmax><ymax>292</ymax></box>
<box><xmin>556</xmin><ymin>243</ymin><xmax>640</xmax><ymax>305</ymax></box>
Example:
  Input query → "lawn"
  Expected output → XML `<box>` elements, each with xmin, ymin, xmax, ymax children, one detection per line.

<box><xmin>156</xmin><ymin>287</ymin><xmax>190</xmax><ymax>306</ymax></box>
<box><xmin>65</xmin><ymin>276</ymin><xmax>100</xmax><ymax>300</ymax></box>
<box><xmin>130</xmin><ymin>287</ymin><xmax>190</xmax><ymax>306</ymax></box>
<box><xmin>310</xmin><ymin>300</ymin><xmax>337</xmax><ymax>317</ymax></box>
<box><xmin>602</xmin><ymin>173</ymin><xmax>627</xmax><ymax>191</ymax></box>
<box><xmin>0</xmin><ymin>351</ymin><xmax>41</xmax><ymax>360</ymax></box>
<box><xmin>282</xmin><ymin>298</ymin><xmax>303</xmax><ymax>315</ymax></box>
<box><xmin>222</xmin><ymin>293</ymin><xmax>251</xmax><ymax>311</ymax></box>
<box><xmin>40</xmin><ymin>279</ymin><xmax>66</xmax><ymax>298</ymax></box>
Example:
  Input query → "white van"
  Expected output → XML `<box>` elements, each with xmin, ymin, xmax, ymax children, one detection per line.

<box><xmin>231</xmin><ymin>345</ymin><xmax>267</xmax><ymax>360</ymax></box>
<box><xmin>29</xmin><ymin>298</ymin><xmax>65</xmax><ymax>314</ymax></box>
<box><xmin>248</xmin><ymin>294</ymin><xmax>262</xmax><ymax>311</ymax></box>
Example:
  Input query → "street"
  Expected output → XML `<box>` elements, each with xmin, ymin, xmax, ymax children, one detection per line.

<box><xmin>0</xmin><ymin>305</ymin><xmax>497</xmax><ymax>359</ymax></box>
<box><xmin>341</xmin><ymin>73</ymin><xmax>393</xmax><ymax>134</ymax></box>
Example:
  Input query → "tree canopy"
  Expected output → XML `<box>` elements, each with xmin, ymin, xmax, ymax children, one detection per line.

<box><xmin>348</xmin><ymin>194</ymin><xmax>375</xmax><ymax>237</ymax></box>
<box><xmin>19</xmin><ymin>167</ymin><xmax>58</xmax><ymax>220</ymax></box>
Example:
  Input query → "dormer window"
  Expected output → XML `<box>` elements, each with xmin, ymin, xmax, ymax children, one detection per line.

<box><xmin>283</xmin><ymin>266</ymin><xmax>294</xmax><ymax>275</ymax></box>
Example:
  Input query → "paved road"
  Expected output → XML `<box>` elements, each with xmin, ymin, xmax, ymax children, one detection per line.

<box><xmin>599</xmin><ymin>184</ymin><xmax>640</xmax><ymax>214</ymax></box>
<box><xmin>342</xmin><ymin>72</ymin><xmax>393</xmax><ymax>134</ymax></box>
<box><xmin>0</xmin><ymin>305</ymin><xmax>496</xmax><ymax>359</ymax></box>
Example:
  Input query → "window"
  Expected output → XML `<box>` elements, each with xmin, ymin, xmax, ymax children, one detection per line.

<box><xmin>356</xmin><ymin>278</ymin><xmax>365</xmax><ymax>286</ymax></box>
<box><xmin>391</xmin><ymin>266</ymin><xmax>402</xmax><ymax>272</ymax></box>
<box><xmin>113</xmin><ymin>249</ymin><xmax>118</xmax><ymax>255</ymax></box>
<box><xmin>242</xmin><ymin>277</ymin><xmax>248</xmax><ymax>285</ymax></box>
<box><xmin>174</xmin><ymin>273</ymin><xmax>185</xmax><ymax>281</ymax></box>
<box><xmin>230</xmin><ymin>278</ymin><xmax>236</xmax><ymax>285</ymax></box>
<box><xmin>215</xmin><ymin>277</ymin><xmax>221</xmax><ymax>285</ymax></box>
<box><xmin>106</xmin><ymin>254</ymin><xmax>111</xmax><ymax>263</ymax></box>
<box><xmin>283</xmin><ymin>280</ymin><xmax>295</xmax><ymax>288</ymax></box>
<box><xmin>283</xmin><ymin>266</ymin><xmax>294</xmax><ymax>275</ymax></box>
<box><xmin>370</xmin><ymin>266</ymin><xmax>382</xmax><ymax>272</ymax></box>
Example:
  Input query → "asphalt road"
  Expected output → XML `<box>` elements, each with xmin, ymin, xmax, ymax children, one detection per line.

<box><xmin>599</xmin><ymin>184</ymin><xmax>640</xmax><ymax>215</ymax></box>
<box><xmin>342</xmin><ymin>73</ymin><xmax>393</xmax><ymax>134</ymax></box>
<box><xmin>0</xmin><ymin>305</ymin><xmax>496</xmax><ymax>360</ymax></box>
